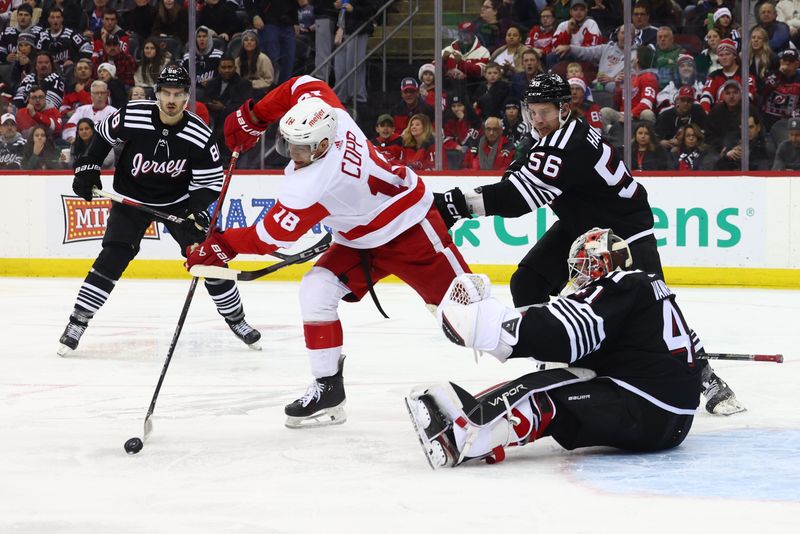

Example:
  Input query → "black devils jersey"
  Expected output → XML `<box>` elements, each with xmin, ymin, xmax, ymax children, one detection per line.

<box><xmin>480</xmin><ymin>118</ymin><xmax>655</xmax><ymax>243</ymax></box>
<box><xmin>515</xmin><ymin>270</ymin><xmax>703</xmax><ymax>413</ymax></box>
<box><xmin>83</xmin><ymin>100</ymin><xmax>224</xmax><ymax>208</ymax></box>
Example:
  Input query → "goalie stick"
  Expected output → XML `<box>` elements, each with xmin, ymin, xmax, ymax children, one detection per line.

<box><xmin>189</xmin><ymin>232</ymin><xmax>332</xmax><ymax>281</ymax></box>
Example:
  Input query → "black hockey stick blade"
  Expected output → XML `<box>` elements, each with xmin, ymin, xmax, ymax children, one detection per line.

<box><xmin>699</xmin><ymin>352</ymin><xmax>783</xmax><ymax>363</ymax></box>
<box><xmin>189</xmin><ymin>233</ymin><xmax>332</xmax><ymax>281</ymax></box>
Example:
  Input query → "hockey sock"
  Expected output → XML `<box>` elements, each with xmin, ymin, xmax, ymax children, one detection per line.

<box><xmin>73</xmin><ymin>268</ymin><xmax>117</xmax><ymax>320</ymax></box>
<box><xmin>205</xmin><ymin>278</ymin><xmax>245</xmax><ymax>322</ymax></box>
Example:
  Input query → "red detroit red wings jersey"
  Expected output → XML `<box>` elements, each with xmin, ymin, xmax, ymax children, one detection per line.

<box><xmin>224</xmin><ymin>76</ymin><xmax>433</xmax><ymax>255</ymax></box>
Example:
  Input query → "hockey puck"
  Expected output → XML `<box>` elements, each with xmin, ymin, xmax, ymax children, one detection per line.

<box><xmin>124</xmin><ymin>437</ymin><xmax>143</xmax><ymax>455</ymax></box>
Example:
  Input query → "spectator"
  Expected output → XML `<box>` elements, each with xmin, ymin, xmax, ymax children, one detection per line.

<box><xmin>13</xmin><ymin>51</ymin><xmax>64</xmax><ymax>110</ymax></box>
<box><xmin>312</xmin><ymin>0</ymin><xmax>337</xmax><ymax>84</ymax></box>
<box><xmin>152</xmin><ymin>0</ymin><xmax>189</xmax><ymax>44</ymax></box>
<box><xmin>567</xmin><ymin>76</ymin><xmax>602</xmax><ymax>131</ymax></box>
<box><xmin>602</xmin><ymin>45</ymin><xmax>659</xmax><ymax>129</ymax></box>
<box><xmin>716</xmin><ymin>113</ymin><xmax>776</xmax><ymax>171</ymax></box>
<box><xmin>87</xmin><ymin>0</ymin><xmax>109</xmax><ymax>37</ymax></box>
<box><xmin>202</xmin><ymin>56</ymin><xmax>252</xmax><ymax>133</ymax></box>
<box><xmin>474</xmin><ymin>0</ymin><xmax>509</xmax><ymax>51</ymax></box>
<box><xmin>94</xmin><ymin>34</ymin><xmax>136</xmax><ymax>88</ymax></box>
<box><xmin>711</xmin><ymin>7</ymin><xmax>740</xmax><ymax>51</ymax></box>
<box><xmin>772</xmin><ymin>117</ymin><xmax>800</xmax><ymax>170</ymax></box>
<box><xmin>96</xmin><ymin>62</ymin><xmax>125</xmax><ymax>108</ymax></box>
<box><xmin>441</xmin><ymin>21</ymin><xmax>490</xmax><ymax>92</ymax></box>
<box><xmin>42</xmin><ymin>0</ymin><xmax>88</xmax><ymax>34</ymax></box>
<box><xmin>295</xmin><ymin>0</ymin><xmax>315</xmax><ymax>75</ymax></box>
<box><xmin>21</xmin><ymin>125</ymin><xmax>59</xmax><ymax>169</ymax></box>
<box><xmin>15</xmin><ymin>85</ymin><xmax>61</xmax><ymax>137</ymax></box>
<box><xmin>8</xmin><ymin>31</ymin><xmax>37</xmax><ymax>90</ymax></box>
<box><xmin>198</xmin><ymin>0</ymin><xmax>240</xmax><ymax>42</ymax></box>
<box><xmin>705</xmin><ymin>78</ymin><xmax>744</xmax><ymax>152</ymax></box>
<box><xmin>757</xmin><ymin>1</ymin><xmax>791</xmax><ymax>53</ymax></box>
<box><xmin>121</xmin><ymin>0</ymin><xmax>156</xmax><ymax>42</ymax></box>
<box><xmin>371</xmin><ymin>113</ymin><xmax>402</xmax><ymax>163</ymax></box>
<box><xmin>472</xmin><ymin>61</ymin><xmax>510</xmax><ymax>118</ymax></box>
<box><xmin>631</xmin><ymin>1</ymin><xmax>658</xmax><ymax>47</ymax></box>
<box><xmin>749</xmin><ymin>26</ymin><xmax>779</xmax><ymax>95</ymax></box>
<box><xmin>0</xmin><ymin>112</ymin><xmax>26</xmax><ymax>169</ymax></box>
<box><xmin>648</xmin><ymin>0</ymin><xmax>680</xmax><ymax>29</ymax></box>
<box><xmin>60</xmin><ymin>58</ymin><xmax>94</xmax><ymax>119</ymax></box>
<box><xmin>525</xmin><ymin>6</ymin><xmax>557</xmax><ymax>58</ymax></box>
<box><xmin>760</xmin><ymin>49</ymin><xmax>800</xmax><ymax>131</ymax></box>
<box><xmin>674</xmin><ymin>123</ymin><xmax>716</xmax><ymax>170</ymax></box>
<box><xmin>550</xmin><ymin>0</ymin><xmax>603</xmax><ymax>68</ymax></box>
<box><xmin>588</xmin><ymin>0</ymin><xmax>623</xmax><ymax>37</ymax></box>
<box><xmin>462</xmin><ymin>115</ymin><xmax>514</xmax><ymax>170</ymax></box>
<box><xmin>653</xmin><ymin>26</ymin><xmax>682</xmax><ymax>90</ymax></box>
<box><xmin>569</xmin><ymin>25</ymin><xmax>630</xmax><ymax>98</ymax></box>
<box><xmin>501</xmin><ymin>97</ymin><xmax>528</xmax><ymax>146</ymax></box>
<box><xmin>400</xmin><ymin>112</ymin><xmax>437</xmax><ymax>170</ymax></box>
<box><xmin>417</xmin><ymin>63</ymin><xmax>445</xmax><ymax>110</ymax></box>
<box><xmin>91</xmin><ymin>7</ymin><xmax>128</xmax><ymax>56</ymax></box>
<box><xmin>246</xmin><ymin>0</ymin><xmax>298</xmax><ymax>86</ymax></box>
<box><xmin>61</xmin><ymin>79</ymin><xmax>116</xmax><ymax>143</ymax></box>
<box><xmin>235</xmin><ymin>29</ymin><xmax>274</xmax><ymax>100</ymax></box>
<box><xmin>128</xmin><ymin>85</ymin><xmax>147</xmax><ymax>101</ymax></box>
<box><xmin>134</xmin><ymin>38</ymin><xmax>170</xmax><ymax>93</ymax></box>
<box><xmin>700</xmin><ymin>38</ymin><xmax>755</xmax><ymax>114</ymax></box>
<box><xmin>442</xmin><ymin>92</ymin><xmax>480</xmax><ymax>169</ymax></box>
<box><xmin>657</xmin><ymin>54</ymin><xmax>704</xmax><ymax>112</ymax></box>
<box><xmin>182</xmin><ymin>26</ymin><xmax>224</xmax><ymax>95</ymax></box>
<box><xmin>551</xmin><ymin>0</ymin><xmax>572</xmax><ymax>24</ymax></box>
<box><xmin>776</xmin><ymin>0</ymin><xmax>800</xmax><ymax>37</ymax></box>
<box><xmin>36</xmin><ymin>6</ymin><xmax>92</xmax><ymax>70</ymax></box>
<box><xmin>491</xmin><ymin>25</ymin><xmax>528</xmax><ymax>79</ymax></box>
<box><xmin>64</xmin><ymin>116</ymin><xmax>114</xmax><ymax>168</ymax></box>
<box><xmin>0</xmin><ymin>4</ymin><xmax>41</xmax><ymax>64</ymax></box>
<box><xmin>390</xmin><ymin>77</ymin><xmax>434</xmax><ymax>136</ymax></box>
<box><xmin>696</xmin><ymin>27</ymin><xmax>722</xmax><ymax>80</ymax></box>
<box><xmin>509</xmin><ymin>48</ymin><xmax>544</xmax><ymax>99</ymax></box>
<box><xmin>655</xmin><ymin>85</ymin><xmax>707</xmax><ymax>151</ymax></box>
<box><xmin>332</xmin><ymin>0</ymin><xmax>375</xmax><ymax>105</ymax></box>
<box><xmin>631</xmin><ymin>122</ymin><xmax>674</xmax><ymax>171</ymax></box>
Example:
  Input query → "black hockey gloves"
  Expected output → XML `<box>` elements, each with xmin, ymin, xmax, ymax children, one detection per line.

<box><xmin>72</xmin><ymin>163</ymin><xmax>102</xmax><ymax>201</ymax></box>
<box><xmin>178</xmin><ymin>208</ymin><xmax>212</xmax><ymax>244</ymax></box>
<box><xmin>434</xmin><ymin>188</ymin><xmax>471</xmax><ymax>229</ymax></box>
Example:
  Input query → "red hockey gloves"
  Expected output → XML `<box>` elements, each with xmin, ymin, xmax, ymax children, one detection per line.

<box><xmin>224</xmin><ymin>99</ymin><xmax>267</xmax><ymax>153</ymax></box>
<box><xmin>72</xmin><ymin>163</ymin><xmax>102</xmax><ymax>201</ymax></box>
<box><xmin>433</xmin><ymin>188</ymin><xmax>470</xmax><ymax>229</ymax></box>
<box><xmin>185</xmin><ymin>231</ymin><xmax>237</xmax><ymax>269</ymax></box>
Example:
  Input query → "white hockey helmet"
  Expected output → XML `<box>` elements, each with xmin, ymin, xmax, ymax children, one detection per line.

<box><xmin>278</xmin><ymin>97</ymin><xmax>338</xmax><ymax>161</ymax></box>
<box><xmin>566</xmin><ymin>228</ymin><xmax>632</xmax><ymax>293</ymax></box>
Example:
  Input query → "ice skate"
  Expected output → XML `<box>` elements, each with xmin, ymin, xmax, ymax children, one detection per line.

<box><xmin>57</xmin><ymin>314</ymin><xmax>89</xmax><ymax>357</ymax></box>
<box><xmin>285</xmin><ymin>356</ymin><xmax>346</xmax><ymax>428</ymax></box>
<box><xmin>404</xmin><ymin>393</ymin><xmax>459</xmax><ymax>469</ymax></box>
<box><xmin>226</xmin><ymin>318</ymin><xmax>262</xmax><ymax>350</ymax></box>
<box><xmin>702</xmin><ymin>365</ymin><xmax>746</xmax><ymax>415</ymax></box>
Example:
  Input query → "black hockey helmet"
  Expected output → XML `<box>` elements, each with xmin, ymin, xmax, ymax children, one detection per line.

<box><xmin>156</xmin><ymin>64</ymin><xmax>190</xmax><ymax>92</ymax></box>
<box><xmin>524</xmin><ymin>73</ymin><xmax>571</xmax><ymax>106</ymax></box>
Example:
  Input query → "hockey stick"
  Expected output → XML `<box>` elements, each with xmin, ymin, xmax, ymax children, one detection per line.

<box><xmin>189</xmin><ymin>232</ymin><xmax>332</xmax><ymax>281</ymax></box>
<box><xmin>699</xmin><ymin>352</ymin><xmax>784</xmax><ymax>363</ymax></box>
<box><xmin>129</xmin><ymin>151</ymin><xmax>240</xmax><ymax>453</ymax></box>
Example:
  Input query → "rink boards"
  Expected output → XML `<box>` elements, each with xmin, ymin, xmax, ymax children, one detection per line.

<box><xmin>1</xmin><ymin>171</ymin><xmax>798</xmax><ymax>288</ymax></box>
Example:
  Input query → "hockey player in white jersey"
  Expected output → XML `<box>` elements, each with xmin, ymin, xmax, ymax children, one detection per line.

<box><xmin>186</xmin><ymin>76</ymin><xmax>471</xmax><ymax>428</ymax></box>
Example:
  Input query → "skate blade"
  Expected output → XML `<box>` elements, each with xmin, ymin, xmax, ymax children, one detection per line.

<box><xmin>285</xmin><ymin>404</ymin><xmax>347</xmax><ymax>429</ymax></box>
<box><xmin>709</xmin><ymin>397</ymin><xmax>747</xmax><ymax>416</ymax></box>
<box><xmin>246</xmin><ymin>341</ymin><xmax>263</xmax><ymax>351</ymax></box>
<box><xmin>57</xmin><ymin>344</ymin><xmax>74</xmax><ymax>357</ymax></box>
<box><xmin>404</xmin><ymin>397</ymin><xmax>449</xmax><ymax>470</ymax></box>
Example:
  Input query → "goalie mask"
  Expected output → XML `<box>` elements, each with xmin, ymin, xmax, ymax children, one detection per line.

<box><xmin>277</xmin><ymin>97</ymin><xmax>338</xmax><ymax>165</ymax></box>
<box><xmin>566</xmin><ymin>228</ymin><xmax>632</xmax><ymax>292</ymax></box>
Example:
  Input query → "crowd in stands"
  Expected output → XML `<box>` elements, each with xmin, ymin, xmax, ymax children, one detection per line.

<box><xmin>0</xmin><ymin>0</ymin><xmax>799</xmax><ymax>172</ymax></box>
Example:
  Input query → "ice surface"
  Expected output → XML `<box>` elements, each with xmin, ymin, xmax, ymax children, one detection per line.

<box><xmin>1</xmin><ymin>277</ymin><xmax>798</xmax><ymax>533</ymax></box>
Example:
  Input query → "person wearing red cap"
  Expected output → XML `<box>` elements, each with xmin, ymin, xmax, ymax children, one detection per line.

<box><xmin>760</xmin><ymin>48</ymin><xmax>800</xmax><ymax>130</ymax></box>
<box><xmin>440</xmin><ymin>21</ymin><xmax>490</xmax><ymax>86</ymax></box>
<box><xmin>655</xmin><ymin>85</ymin><xmax>707</xmax><ymax>151</ymax></box>
<box><xmin>700</xmin><ymin>38</ymin><xmax>756</xmax><ymax>113</ymax></box>
<box><xmin>390</xmin><ymin>76</ymin><xmax>435</xmax><ymax>135</ymax></box>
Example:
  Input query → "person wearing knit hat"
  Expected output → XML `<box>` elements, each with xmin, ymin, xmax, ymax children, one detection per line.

<box><xmin>417</xmin><ymin>63</ymin><xmax>444</xmax><ymax>110</ymax></box>
<box><xmin>567</xmin><ymin>77</ymin><xmax>602</xmax><ymax>132</ymax></box>
<box><xmin>699</xmin><ymin>36</ymin><xmax>754</xmax><ymax>114</ymax></box>
<box><xmin>97</xmin><ymin>62</ymin><xmax>116</xmax><ymax>79</ymax></box>
<box><xmin>712</xmin><ymin>7</ymin><xmax>731</xmax><ymax>24</ymax></box>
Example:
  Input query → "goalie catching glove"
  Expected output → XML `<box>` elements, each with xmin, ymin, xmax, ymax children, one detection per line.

<box><xmin>185</xmin><ymin>231</ymin><xmax>237</xmax><ymax>269</ymax></box>
<box><xmin>224</xmin><ymin>99</ymin><xmax>268</xmax><ymax>153</ymax></box>
<box><xmin>72</xmin><ymin>163</ymin><xmax>102</xmax><ymax>201</ymax></box>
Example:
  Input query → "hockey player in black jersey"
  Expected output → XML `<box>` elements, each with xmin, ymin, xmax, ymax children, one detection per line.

<box><xmin>58</xmin><ymin>65</ymin><xmax>261</xmax><ymax>356</ymax></box>
<box><xmin>434</xmin><ymin>72</ymin><xmax>743</xmax><ymax>415</ymax></box>
<box><xmin>406</xmin><ymin>228</ymin><xmax>703</xmax><ymax>468</ymax></box>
